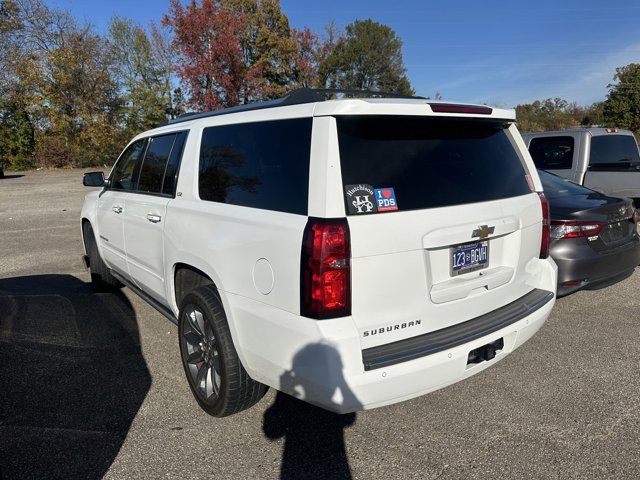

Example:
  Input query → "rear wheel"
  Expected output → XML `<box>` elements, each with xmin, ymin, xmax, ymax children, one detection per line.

<box><xmin>82</xmin><ymin>222</ymin><xmax>121</xmax><ymax>292</ymax></box>
<box><xmin>178</xmin><ymin>285</ymin><xmax>267</xmax><ymax>417</ymax></box>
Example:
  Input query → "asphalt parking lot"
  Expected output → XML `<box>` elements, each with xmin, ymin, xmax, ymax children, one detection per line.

<box><xmin>1</xmin><ymin>170</ymin><xmax>639</xmax><ymax>479</ymax></box>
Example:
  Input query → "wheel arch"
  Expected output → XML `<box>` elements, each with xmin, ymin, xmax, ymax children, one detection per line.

<box><xmin>171</xmin><ymin>260</ymin><xmax>252</xmax><ymax>377</ymax></box>
<box><xmin>80</xmin><ymin>217</ymin><xmax>92</xmax><ymax>254</ymax></box>
<box><xmin>173</xmin><ymin>263</ymin><xmax>217</xmax><ymax>310</ymax></box>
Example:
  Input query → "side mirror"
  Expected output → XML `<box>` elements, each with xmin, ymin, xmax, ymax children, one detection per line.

<box><xmin>83</xmin><ymin>171</ymin><xmax>105</xmax><ymax>187</ymax></box>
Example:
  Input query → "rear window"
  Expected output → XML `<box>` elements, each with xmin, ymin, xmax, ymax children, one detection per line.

<box><xmin>199</xmin><ymin>118</ymin><xmax>312</xmax><ymax>215</ymax></box>
<box><xmin>337</xmin><ymin>116</ymin><xmax>531</xmax><ymax>214</ymax></box>
<box><xmin>537</xmin><ymin>169</ymin><xmax>592</xmax><ymax>198</ymax></box>
<box><xmin>528</xmin><ymin>136</ymin><xmax>574</xmax><ymax>170</ymax></box>
<box><xmin>589</xmin><ymin>134</ymin><xmax>640</xmax><ymax>170</ymax></box>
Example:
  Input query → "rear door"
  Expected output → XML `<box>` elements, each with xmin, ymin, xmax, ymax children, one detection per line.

<box><xmin>96</xmin><ymin>139</ymin><xmax>146</xmax><ymax>276</ymax></box>
<box><xmin>123</xmin><ymin>131</ymin><xmax>188</xmax><ymax>302</ymax></box>
<box><xmin>335</xmin><ymin>116</ymin><xmax>543</xmax><ymax>348</ymax></box>
<box><xmin>582</xmin><ymin>132</ymin><xmax>640</xmax><ymax>201</ymax></box>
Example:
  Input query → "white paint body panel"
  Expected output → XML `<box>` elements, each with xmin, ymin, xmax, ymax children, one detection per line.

<box><xmin>81</xmin><ymin>98</ymin><xmax>557</xmax><ymax>413</ymax></box>
<box><xmin>123</xmin><ymin>193</ymin><xmax>170</xmax><ymax>302</ymax></box>
<box><xmin>94</xmin><ymin>190</ymin><xmax>128</xmax><ymax>275</ymax></box>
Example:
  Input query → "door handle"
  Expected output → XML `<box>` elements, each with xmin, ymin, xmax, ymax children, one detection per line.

<box><xmin>147</xmin><ymin>214</ymin><xmax>162</xmax><ymax>223</ymax></box>
<box><xmin>112</xmin><ymin>206</ymin><xmax>123</xmax><ymax>214</ymax></box>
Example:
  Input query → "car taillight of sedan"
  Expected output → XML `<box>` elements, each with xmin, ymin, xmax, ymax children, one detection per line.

<box><xmin>550</xmin><ymin>220</ymin><xmax>604</xmax><ymax>239</ymax></box>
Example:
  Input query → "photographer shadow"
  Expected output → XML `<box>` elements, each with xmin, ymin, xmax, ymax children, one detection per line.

<box><xmin>263</xmin><ymin>343</ymin><xmax>362</xmax><ymax>480</ymax></box>
<box><xmin>0</xmin><ymin>274</ymin><xmax>151</xmax><ymax>479</ymax></box>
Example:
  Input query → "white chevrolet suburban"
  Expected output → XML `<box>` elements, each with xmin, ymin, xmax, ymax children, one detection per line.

<box><xmin>80</xmin><ymin>89</ymin><xmax>557</xmax><ymax>417</ymax></box>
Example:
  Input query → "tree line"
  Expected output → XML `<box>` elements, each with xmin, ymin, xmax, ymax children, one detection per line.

<box><xmin>514</xmin><ymin>64</ymin><xmax>640</xmax><ymax>135</ymax></box>
<box><xmin>1</xmin><ymin>0</ymin><xmax>639</xmax><ymax>170</ymax></box>
<box><xmin>0</xmin><ymin>0</ymin><xmax>413</xmax><ymax>169</ymax></box>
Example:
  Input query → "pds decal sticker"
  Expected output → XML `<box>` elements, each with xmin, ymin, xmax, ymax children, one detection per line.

<box><xmin>344</xmin><ymin>184</ymin><xmax>377</xmax><ymax>215</ymax></box>
<box><xmin>374</xmin><ymin>187</ymin><xmax>398</xmax><ymax>212</ymax></box>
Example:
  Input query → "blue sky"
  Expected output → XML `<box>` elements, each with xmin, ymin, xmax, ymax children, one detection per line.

<box><xmin>48</xmin><ymin>0</ymin><xmax>640</xmax><ymax>107</ymax></box>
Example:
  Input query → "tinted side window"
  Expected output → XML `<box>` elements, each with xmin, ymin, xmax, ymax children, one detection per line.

<box><xmin>589</xmin><ymin>135</ymin><xmax>640</xmax><ymax>170</ymax></box>
<box><xmin>199</xmin><ymin>118</ymin><xmax>312</xmax><ymax>215</ymax></box>
<box><xmin>111</xmin><ymin>139</ymin><xmax>147</xmax><ymax>191</ymax></box>
<box><xmin>162</xmin><ymin>131</ymin><xmax>188</xmax><ymax>196</ymax></box>
<box><xmin>528</xmin><ymin>136</ymin><xmax>574</xmax><ymax>170</ymax></box>
<box><xmin>138</xmin><ymin>134</ymin><xmax>176</xmax><ymax>194</ymax></box>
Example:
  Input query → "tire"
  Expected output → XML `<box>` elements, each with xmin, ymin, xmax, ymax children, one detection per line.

<box><xmin>178</xmin><ymin>285</ymin><xmax>267</xmax><ymax>417</ymax></box>
<box><xmin>82</xmin><ymin>222</ymin><xmax>122</xmax><ymax>292</ymax></box>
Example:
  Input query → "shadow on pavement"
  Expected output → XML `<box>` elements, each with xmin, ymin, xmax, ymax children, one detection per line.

<box><xmin>0</xmin><ymin>274</ymin><xmax>151</xmax><ymax>479</ymax></box>
<box><xmin>0</xmin><ymin>174</ymin><xmax>25</xmax><ymax>180</ymax></box>
<box><xmin>262</xmin><ymin>343</ymin><xmax>362</xmax><ymax>480</ymax></box>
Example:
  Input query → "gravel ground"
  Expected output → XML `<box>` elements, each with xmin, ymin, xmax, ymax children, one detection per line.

<box><xmin>1</xmin><ymin>170</ymin><xmax>639</xmax><ymax>479</ymax></box>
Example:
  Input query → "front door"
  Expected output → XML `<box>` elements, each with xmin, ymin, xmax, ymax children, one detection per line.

<box><xmin>97</xmin><ymin>138</ymin><xmax>148</xmax><ymax>277</ymax></box>
<box><xmin>95</xmin><ymin>189</ymin><xmax>127</xmax><ymax>275</ymax></box>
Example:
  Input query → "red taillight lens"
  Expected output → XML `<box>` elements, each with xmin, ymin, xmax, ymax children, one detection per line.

<box><xmin>539</xmin><ymin>192</ymin><xmax>550</xmax><ymax>259</ymax></box>
<box><xmin>301</xmin><ymin>218</ymin><xmax>351</xmax><ymax>319</ymax></box>
<box><xmin>429</xmin><ymin>103</ymin><xmax>493</xmax><ymax>115</ymax></box>
<box><xmin>550</xmin><ymin>220</ymin><xmax>603</xmax><ymax>239</ymax></box>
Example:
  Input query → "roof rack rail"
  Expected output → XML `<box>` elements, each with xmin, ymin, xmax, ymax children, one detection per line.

<box><xmin>283</xmin><ymin>88</ymin><xmax>425</xmax><ymax>103</ymax></box>
<box><xmin>162</xmin><ymin>88</ymin><xmax>425</xmax><ymax>127</ymax></box>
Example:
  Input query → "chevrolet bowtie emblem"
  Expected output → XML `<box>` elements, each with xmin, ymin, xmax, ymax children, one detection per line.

<box><xmin>472</xmin><ymin>225</ymin><xmax>495</xmax><ymax>239</ymax></box>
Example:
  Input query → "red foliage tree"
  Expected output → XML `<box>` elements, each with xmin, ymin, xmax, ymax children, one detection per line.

<box><xmin>162</xmin><ymin>0</ymin><xmax>262</xmax><ymax>111</ymax></box>
<box><xmin>292</xmin><ymin>27</ymin><xmax>320</xmax><ymax>88</ymax></box>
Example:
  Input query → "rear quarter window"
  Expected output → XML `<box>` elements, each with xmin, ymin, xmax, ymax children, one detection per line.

<box><xmin>337</xmin><ymin>116</ymin><xmax>532</xmax><ymax>213</ymax></box>
<box><xmin>198</xmin><ymin>118</ymin><xmax>312</xmax><ymax>215</ymax></box>
<box><xmin>589</xmin><ymin>134</ymin><xmax>640</xmax><ymax>171</ymax></box>
<box><xmin>528</xmin><ymin>136</ymin><xmax>574</xmax><ymax>170</ymax></box>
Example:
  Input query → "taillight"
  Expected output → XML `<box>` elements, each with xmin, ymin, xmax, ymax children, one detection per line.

<box><xmin>550</xmin><ymin>220</ymin><xmax>604</xmax><ymax>239</ymax></box>
<box><xmin>301</xmin><ymin>218</ymin><xmax>351</xmax><ymax>319</ymax></box>
<box><xmin>538</xmin><ymin>192</ymin><xmax>550</xmax><ymax>259</ymax></box>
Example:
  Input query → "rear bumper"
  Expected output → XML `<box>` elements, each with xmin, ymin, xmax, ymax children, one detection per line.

<box><xmin>227</xmin><ymin>284</ymin><xmax>556</xmax><ymax>414</ymax></box>
<box><xmin>551</xmin><ymin>235</ymin><xmax>640</xmax><ymax>296</ymax></box>
<box><xmin>362</xmin><ymin>289</ymin><xmax>553</xmax><ymax>371</ymax></box>
<box><xmin>342</xmin><ymin>296</ymin><xmax>553</xmax><ymax>412</ymax></box>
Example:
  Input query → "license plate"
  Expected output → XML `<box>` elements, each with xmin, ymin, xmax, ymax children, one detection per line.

<box><xmin>451</xmin><ymin>241</ymin><xmax>489</xmax><ymax>276</ymax></box>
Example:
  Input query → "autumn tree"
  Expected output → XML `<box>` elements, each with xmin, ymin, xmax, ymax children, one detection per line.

<box><xmin>163</xmin><ymin>0</ymin><xmax>261</xmax><ymax>110</ymax></box>
<box><xmin>0</xmin><ymin>0</ymin><xmax>38</xmax><ymax>168</ymax></box>
<box><xmin>290</xmin><ymin>27</ymin><xmax>320</xmax><ymax>88</ymax></box>
<box><xmin>38</xmin><ymin>29</ymin><xmax>124</xmax><ymax>167</ymax></box>
<box><xmin>1</xmin><ymin>0</ymin><xmax>125</xmax><ymax>167</ymax></box>
<box><xmin>602</xmin><ymin>63</ymin><xmax>640</xmax><ymax>134</ymax></box>
<box><xmin>109</xmin><ymin>17</ymin><xmax>169</xmax><ymax>132</ymax></box>
<box><xmin>150</xmin><ymin>21</ymin><xmax>181</xmax><ymax>118</ymax></box>
<box><xmin>0</xmin><ymin>101</ymin><xmax>35</xmax><ymax>169</ymax></box>
<box><xmin>318</xmin><ymin>19</ymin><xmax>413</xmax><ymax>95</ymax></box>
<box><xmin>515</xmin><ymin>98</ymin><xmax>583</xmax><ymax>132</ymax></box>
<box><xmin>221</xmin><ymin>0</ymin><xmax>301</xmax><ymax>98</ymax></box>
